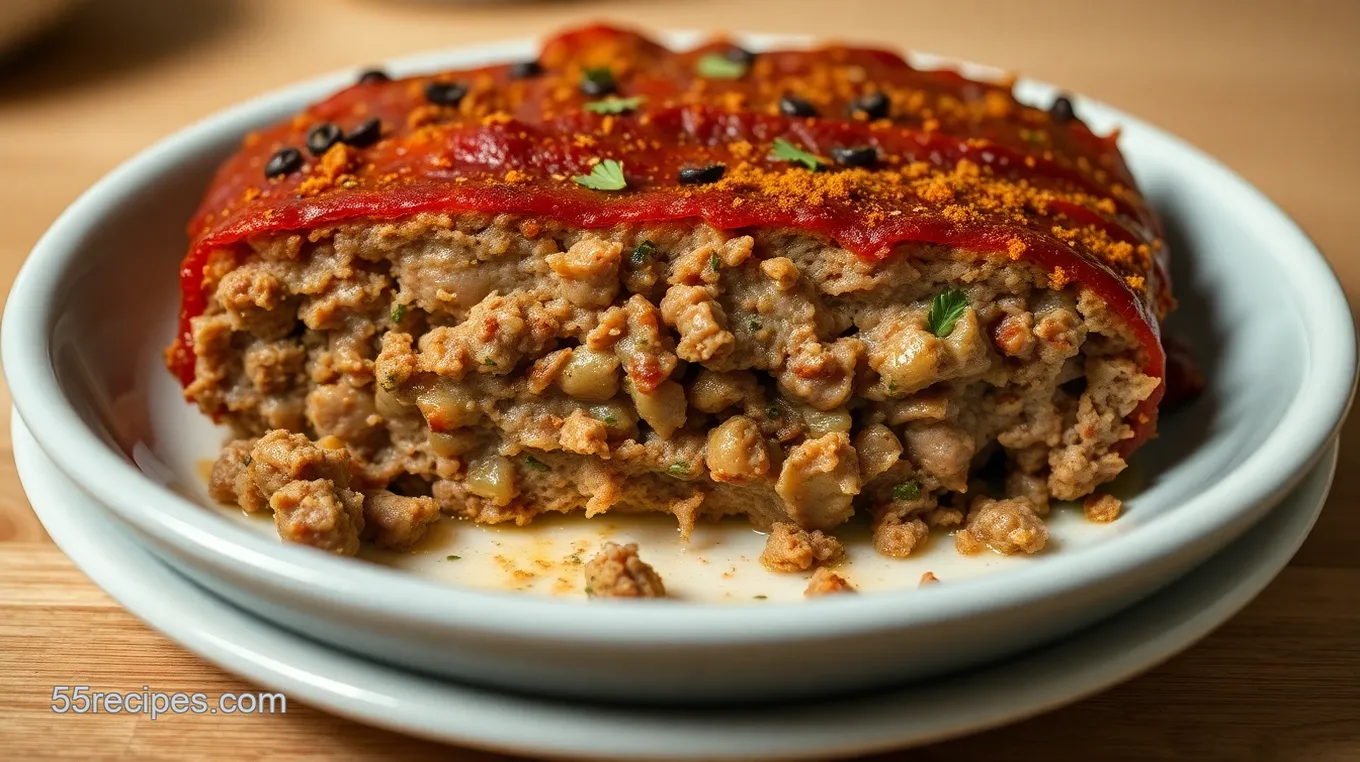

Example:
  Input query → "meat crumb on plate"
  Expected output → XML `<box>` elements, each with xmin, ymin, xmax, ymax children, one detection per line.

<box><xmin>584</xmin><ymin>542</ymin><xmax>666</xmax><ymax>598</ymax></box>
<box><xmin>760</xmin><ymin>522</ymin><xmax>845</xmax><ymax>573</ymax></box>
<box><xmin>955</xmin><ymin>496</ymin><xmax>1049</xmax><ymax>556</ymax></box>
<box><xmin>805</xmin><ymin>568</ymin><xmax>857</xmax><ymax>597</ymax></box>
<box><xmin>1083</xmin><ymin>492</ymin><xmax>1123</xmax><ymax>523</ymax></box>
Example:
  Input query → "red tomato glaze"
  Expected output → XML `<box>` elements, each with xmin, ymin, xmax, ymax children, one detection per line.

<box><xmin>171</xmin><ymin>24</ymin><xmax>1169</xmax><ymax>449</ymax></box>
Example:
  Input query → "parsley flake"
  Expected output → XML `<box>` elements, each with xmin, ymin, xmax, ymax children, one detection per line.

<box><xmin>483</xmin><ymin>357</ymin><xmax>497</xmax><ymax>366</ymax></box>
<box><xmin>390</xmin><ymin>303</ymin><xmax>406</xmax><ymax>323</ymax></box>
<box><xmin>765</xmin><ymin>404</ymin><xmax>780</xmax><ymax>419</ymax></box>
<box><xmin>892</xmin><ymin>480</ymin><xmax>922</xmax><ymax>501</ymax></box>
<box><xmin>667</xmin><ymin>462</ymin><xmax>689</xmax><ymax>477</ymax></box>
<box><xmin>524</xmin><ymin>456</ymin><xmax>550</xmax><ymax>472</ymax></box>
<box><xmin>754</xmin><ymin>594</ymin><xmax>768</xmax><ymax>600</ymax></box>
<box><xmin>696</xmin><ymin>52</ymin><xmax>747</xmax><ymax>79</ymax></box>
<box><xmin>600</xmin><ymin>413</ymin><xmax>618</xmax><ymax>426</ymax></box>
<box><xmin>926</xmin><ymin>289</ymin><xmax>969</xmax><ymax>337</ymax></box>
<box><xmin>630</xmin><ymin>239</ymin><xmax>656</xmax><ymax>265</ymax></box>
<box><xmin>770</xmin><ymin>137</ymin><xmax>825</xmax><ymax>171</ymax></box>
<box><xmin>446</xmin><ymin>554</ymin><xmax>462</xmax><ymax>561</ymax></box>
<box><xmin>584</xmin><ymin>96</ymin><xmax>645</xmax><ymax>115</ymax></box>
<box><xmin>709</xmin><ymin>253</ymin><xmax>721</xmax><ymax>271</ymax></box>
<box><xmin>747</xmin><ymin>317</ymin><xmax>760</xmax><ymax>331</ymax></box>
<box><xmin>580</xmin><ymin>67</ymin><xmax>616</xmax><ymax>96</ymax></box>
<box><xmin>572</xmin><ymin>159</ymin><xmax>627</xmax><ymax>191</ymax></box>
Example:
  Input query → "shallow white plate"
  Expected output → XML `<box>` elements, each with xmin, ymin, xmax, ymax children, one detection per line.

<box><xmin>3</xmin><ymin>30</ymin><xmax>1355</xmax><ymax>703</ymax></box>
<box><xmin>15</xmin><ymin>411</ymin><xmax>1337</xmax><ymax>761</ymax></box>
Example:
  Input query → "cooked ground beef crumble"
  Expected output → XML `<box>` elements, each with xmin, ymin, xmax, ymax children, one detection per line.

<box><xmin>583</xmin><ymin>542</ymin><xmax>666</xmax><ymax>598</ymax></box>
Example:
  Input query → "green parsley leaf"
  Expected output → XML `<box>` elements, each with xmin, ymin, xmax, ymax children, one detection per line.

<box><xmin>631</xmin><ymin>239</ymin><xmax>656</xmax><ymax>265</ymax></box>
<box><xmin>666</xmin><ymin>462</ymin><xmax>689</xmax><ymax>477</ymax></box>
<box><xmin>601</xmin><ymin>413</ymin><xmax>618</xmax><ymax>426</ymax></box>
<box><xmin>524</xmin><ymin>456</ymin><xmax>550</xmax><ymax>472</ymax></box>
<box><xmin>926</xmin><ymin>289</ymin><xmax>969</xmax><ymax>337</ymax></box>
<box><xmin>572</xmin><ymin>159</ymin><xmax>627</xmax><ymax>191</ymax></box>
<box><xmin>769</xmin><ymin>137</ymin><xmax>825</xmax><ymax>171</ymax></box>
<box><xmin>696</xmin><ymin>52</ymin><xmax>747</xmax><ymax>79</ymax></box>
<box><xmin>887</xmin><ymin>381</ymin><xmax>898</xmax><ymax>392</ymax></box>
<box><xmin>379</xmin><ymin>373</ymin><xmax>397</xmax><ymax>392</ymax></box>
<box><xmin>747</xmin><ymin>317</ymin><xmax>760</xmax><ymax>331</ymax></box>
<box><xmin>483</xmin><ymin>357</ymin><xmax>497</xmax><ymax>366</ymax></box>
<box><xmin>584</xmin><ymin>96</ymin><xmax>645</xmax><ymax>114</ymax></box>
<box><xmin>753</xmin><ymin>594</ymin><xmax>768</xmax><ymax>600</ymax></box>
<box><xmin>709</xmin><ymin>253</ymin><xmax>721</xmax><ymax>271</ymax></box>
<box><xmin>446</xmin><ymin>554</ymin><xmax>461</xmax><ymax>561</ymax></box>
<box><xmin>892</xmin><ymin>480</ymin><xmax>922</xmax><ymax>501</ymax></box>
<box><xmin>585</xmin><ymin>585</ymin><xmax>596</xmax><ymax>596</ymax></box>
<box><xmin>390</xmin><ymin>303</ymin><xmax>406</xmax><ymax>323</ymax></box>
<box><xmin>581</xmin><ymin>67</ymin><xmax>615</xmax><ymax>91</ymax></box>
<box><xmin>765</xmin><ymin>404</ymin><xmax>780</xmax><ymax>419</ymax></box>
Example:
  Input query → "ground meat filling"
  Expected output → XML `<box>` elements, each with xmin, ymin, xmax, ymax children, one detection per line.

<box><xmin>209</xmin><ymin>430</ymin><xmax>368</xmax><ymax>555</ymax></box>
<box><xmin>189</xmin><ymin>214</ymin><xmax>1159</xmax><ymax>557</ymax></box>
<box><xmin>584</xmin><ymin>542</ymin><xmax>666</xmax><ymax>598</ymax></box>
<box><xmin>362</xmin><ymin>490</ymin><xmax>442</xmax><ymax>550</ymax></box>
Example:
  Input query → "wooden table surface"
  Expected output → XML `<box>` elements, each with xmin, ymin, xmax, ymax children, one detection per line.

<box><xmin>1</xmin><ymin>0</ymin><xmax>1357</xmax><ymax>759</ymax></box>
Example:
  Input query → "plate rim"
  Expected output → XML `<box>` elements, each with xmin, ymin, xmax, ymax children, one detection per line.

<box><xmin>2</xmin><ymin>30</ymin><xmax>1355</xmax><ymax>643</ymax></box>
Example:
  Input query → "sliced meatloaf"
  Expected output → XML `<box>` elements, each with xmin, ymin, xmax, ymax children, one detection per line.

<box><xmin>172</xmin><ymin>24</ymin><xmax>1171</xmax><ymax>556</ymax></box>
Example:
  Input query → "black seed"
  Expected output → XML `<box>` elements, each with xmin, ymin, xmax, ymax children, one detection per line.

<box><xmin>677</xmin><ymin>164</ymin><xmax>726</xmax><ymax>185</ymax></box>
<box><xmin>305</xmin><ymin>122</ymin><xmax>343</xmax><ymax>157</ymax></box>
<box><xmin>342</xmin><ymin>117</ymin><xmax>382</xmax><ymax>147</ymax></box>
<box><xmin>724</xmin><ymin>45</ymin><xmax>755</xmax><ymax>65</ymax></box>
<box><xmin>509</xmin><ymin>60</ymin><xmax>543</xmax><ymax>79</ymax></box>
<box><xmin>831</xmin><ymin>145</ymin><xmax>878</xmax><ymax>168</ymax></box>
<box><xmin>849</xmin><ymin>91</ymin><xmax>890</xmax><ymax>120</ymax></box>
<box><xmin>779</xmin><ymin>95</ymin><xmax>818</xmax><ymax>118</ymax></box>
<box><xmin>579</xmin><ymin>68</ymin><xmax>616</xmax><ymax>97</ymax></box>
<box><xmin>1050</xmin><ymin>95</ymin><xmax>1076</xmax><ymax>123</ymax></box>
<box><xmin>424</xmin><ymin>80</ymin><xmax>468</xmax><ymax>107</ymax></box>
<box><xmin>264</xmin><ymin>147</ymin><xmax>302</xmax><ymax>179</ymax></box>
<box><xmin>357</xmin><ymin>69</ymin><xmax>390</xmax><ymax>85</ymax></box>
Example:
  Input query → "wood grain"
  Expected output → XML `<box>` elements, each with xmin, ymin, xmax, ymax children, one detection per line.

<box><xmin>0</xmin><ymin>0</ymin><xmax>1357</xmax><ymax>759</ymax></box>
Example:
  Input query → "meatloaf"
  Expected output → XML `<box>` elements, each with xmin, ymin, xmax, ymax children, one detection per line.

<box><xmin>171</xmin><ymin>24</ymin><xmax>1172</xmax><ymax>557</ymax></box>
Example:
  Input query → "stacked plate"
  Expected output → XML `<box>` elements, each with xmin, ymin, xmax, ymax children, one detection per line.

<box><xmin>4</xmin><ymin>34</ymin><xmax>1355</xmax><ymax>761</ymax></box>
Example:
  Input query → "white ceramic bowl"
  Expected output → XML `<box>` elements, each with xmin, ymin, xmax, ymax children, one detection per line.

<box><xmin>4</xmin><ymin>33</ymin><xmax>1355</xmax><ymax>704</ymax></box>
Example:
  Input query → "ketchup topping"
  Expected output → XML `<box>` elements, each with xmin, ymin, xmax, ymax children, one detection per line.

<box><xmin>170</xmin><ymin>24</ymin><xmax>1169</xmax><ymax>449</ymax></box>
